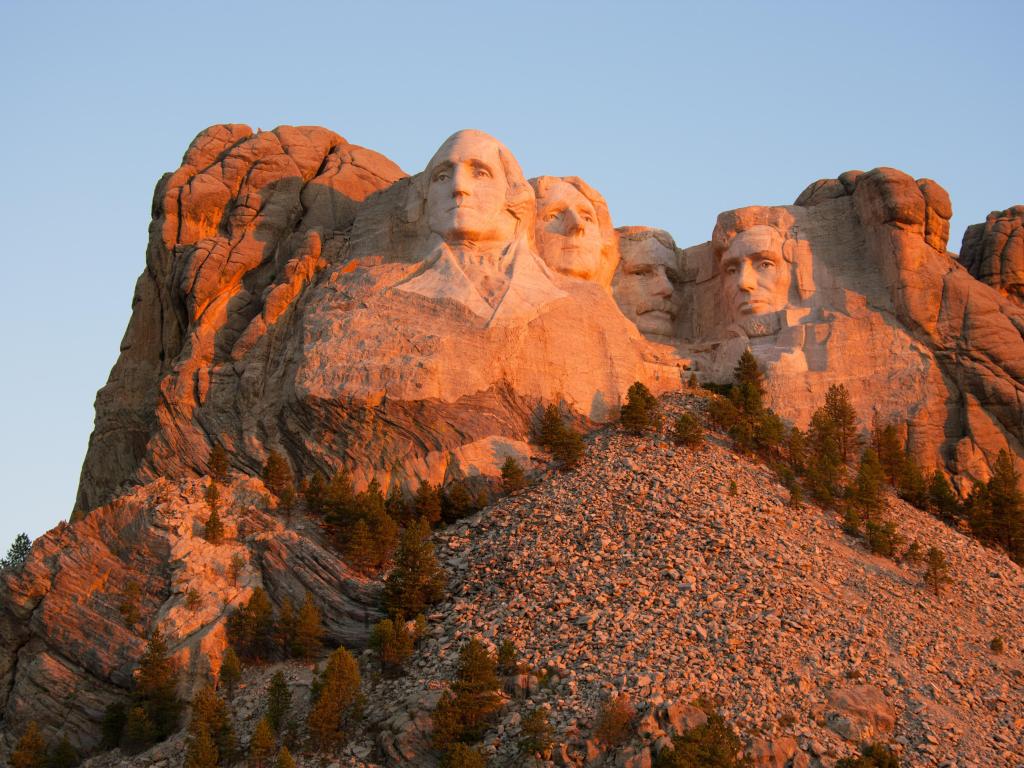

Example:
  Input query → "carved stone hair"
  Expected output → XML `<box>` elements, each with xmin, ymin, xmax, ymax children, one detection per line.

<box><xmin>404</xmin><ymin>129</ymin><xmax>536</xmax><ymax>237</ymax></box>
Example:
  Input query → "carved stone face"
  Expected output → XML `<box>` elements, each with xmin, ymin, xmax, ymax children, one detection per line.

<box><xmin>719</xmin><ymin>225</ymin><xmax>791</xmax><ymax>319</ymax></box>
<box><xmin>425</xmin><ymin>132</ymin><xmax>516</xmax><ymax>244</ymax></box>
<box><xmin>535</xmin><ymin>180</ymin><xmax>606</xmax><ymax>281</ymax></box>
<box><xmin>615</xmin><ymin>237</ymin><xmax>680</xmax><ymax>338</ymax></box>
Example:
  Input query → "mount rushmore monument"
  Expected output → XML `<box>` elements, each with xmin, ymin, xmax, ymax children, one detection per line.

<box><xmin>74</xmin><ymin>125</ymin><xmax>1023</xmax><ymax>514</ymax></box>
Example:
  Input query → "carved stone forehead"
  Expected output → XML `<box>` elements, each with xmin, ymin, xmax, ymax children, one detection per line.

<box><xmin>723</xmin><ymin>225</ymin><xmax>784</xmax><ymax>260</ymax></box>
<box><xmin>426</xmin><ymin>129</ymin><xmax>514</xmax><ymax>176</ymax></box>
<box><xmin>621</xmin><ymin>235</ymin><xmax>676</xmax><ymax>270</ymax></box>
<box><xmin>537</xmin><ymin>179</ymin><xmax>593</xmax><ymax>207</ymax></box>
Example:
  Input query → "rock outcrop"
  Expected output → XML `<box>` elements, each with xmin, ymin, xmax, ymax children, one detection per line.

<box><xmin>959</xmin><ymin>205</ymin><xmax>1024</xmax><ymax>308</ymax></box>
<box><xmin>1</xmin><ymin>475</ymin><xmax>378</xmax><ymax>757</ymax></box>
<box><xmin>687</xmin><ymin>168</ymin><xmax>1024</xmax><ymax>488</ymax></box>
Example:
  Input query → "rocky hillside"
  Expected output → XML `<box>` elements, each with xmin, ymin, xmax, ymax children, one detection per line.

<box><xmin>16</xmin><ymin>392</ymin><xmax>1020</xmax><ymax>768</ymax></box>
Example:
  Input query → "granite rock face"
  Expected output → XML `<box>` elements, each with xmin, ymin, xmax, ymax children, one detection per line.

<box><xmin>959</xmin><ymin>205</ymin><xmax>1024</xmax><ymax>308</ymax></box>
<box><xmin>687</xmin><ymin>167</ymin><xmax>1024</xmax><ymax>487</ymax></box>
<box><xmin>0</xmin><ymin>475</ymin><xmax>378</xmax><ymax>757</ymax></box>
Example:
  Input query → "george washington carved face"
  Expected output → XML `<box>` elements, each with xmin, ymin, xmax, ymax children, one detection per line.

<box><xmin>423</xmin><ymin>130</ymin><xmax>521</xmax><ymax>246</ymax></box>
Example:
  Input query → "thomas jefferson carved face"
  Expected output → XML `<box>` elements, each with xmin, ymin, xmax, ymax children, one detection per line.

<box><xmin>719</xmin><ymin>225</ymin><xmax>791</xmax><ymax>318</ymax></box>
<box><xmin>425</xmin><ymin>131</ymin><xmax>517</xmax><ymax>245</ymax></box>
<box><xmin>535</xmin><ymin>179</ymin><xmax>606</xmax><ymax>281</ymax></box>
<box><xmin>614</xmin><ymin>233</ymin><xmax>681</xmax><ymax>339</ymax></box>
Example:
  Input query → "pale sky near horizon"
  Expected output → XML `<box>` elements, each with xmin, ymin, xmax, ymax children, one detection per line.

<box><xmin>0</xmin><ymin>1</ymin><xmax>1020</xmax><ymax>552</ymax></box>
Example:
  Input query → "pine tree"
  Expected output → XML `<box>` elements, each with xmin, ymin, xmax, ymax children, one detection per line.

<box><xmin>227</xmin><ymin>588</ymin><xmax>276</xmax><ymax>661</ymax></box>
<box><xmin>385</xmin><ymin>486</ymin><xmax>413</xmax><ymax>525</ymax></box>
<box><xmin>204</xmin><ymin>481</ymin><xmax>221</xmax><ymax>511</ymax></box>
<box><xmin>293</xmin><ymin>592</ymin><xmax>323</xmax><ymax>660</ymax></box>
<box><xmin>551</xmin><ymin>425</ymin><xmax>585</xmax><ymax>470</ymax></box>
<box><xmin>10</xmin><ymin>721</ymin><xmax>46</xmax><ymax>768</ymax></box>
<box><xmin>371</xmin><ymin>617</ymin><xmax>415</xmax><ymax>674</ymax></box>
<box><xmin>871</xmin><ymin>419</ymin><xmax>904</xmax><ymax>485</ymax></box>
<box><xmin>267</xmin><ymin>672</ymin><xmax>291</xmax><ymax>734</ymax></box>
<box><xmin>304</xmin><ymin>472</ymin><xmax>328</xmax><ymax>516</ymax></box>
<box><xmin>413</xmin><ymin>481</ymin><xmax>443</xmax><ymax>526</ymax></box>
<box><xmin>120</xmin><ymin>706</ymin><xmax>155</xmax><ymax>754</ymax></box>
<box><xmin>219</xmin><ymin>646</ymin><xmax>242</xmax><ymax>700</ymax></box>
<box><xmin>927</xmin><ymin>469</ymin><xmax>959</xmax><ymax>520</ymax></box>
<box><xmin>322</xmin><ymin>470</ymin><xmax>357</xmax><ymax>528</ymax></box>
<box><xmin>275</xmin><ymin>746</ymin><xmax>296</xmax><ymax>768</ymax></box>
<box><xmin>450</xmin><ymin>638</ymin><xmax>502</xmax><ymax>740</ymax></box>
<box><xmin>786</xmin><ymin>426</ymin><xmax>808</xmax><ymax>475</ymax></box>
<box><xmin>185</xmin><ymin>722</ymin><xmax>218</xmax><ymax>768</ymax></box>
<box><xmin>501</xmin><ymin>457</ymin><xmax>527</xmax><ymax>493</ymax></box>
<box><xmin>383</xmin><ymin>519</ymin><xmax>446</xmax><ymax>617</ymax></box>
<box><xmin>209</xmin><ymin>443</ymin><xmax>230</xmax><ymax>484</ymax></box>
<box><xmin>262</xmin><ymin>451</ymin><xmax>295</xmax><ymax>509</ymax></box>
<box><xmin>100</xmin><ymin>702</ymin><xmax>127</xmax><ymax>748</ymax></box>
<box><xmin>134</xmin><ymin>627</ymin><xmax>182</xmax><ymax>741</ymax></box>
<box><xmin>924</xmin><ymin>547</ymin><xmax>951</xmax><ymax>596</ymax></box>
<box><xmin>307</xmin><ymin>647</ymin><xmax>362</xmax><ymax>751</ymax></box>
<box><xmin>203</xmin><ymin>507</ymin><xmax>224</xmax><ymax>545</ymax></box>
<box><xmin>850</xmin><ymin>448</ymin><xmax>885</xmax><ymax>522</ymax></box>
<box><xmin>441</xmin><ymin>480</ymin><xmax>476</xmax><ymax>523</ymax></box>
<box><xmin>248</xmin><ymin>717</ymin><xmax>276</xmax><ymax>768</ymax></box>
<box><xmin>188</xmin><ymin>683</ymin><xmax>238</xmax><ymax>766</ymax></box>
<box><xmin>732</xmin><ymin>349</ymin><xmax>765</xmax><ymax>415</ymax></box>
<box><xmin>671</xmin><ymin>413</ymin><xmax>704</xmax><ymax>449</ymax></box>
<box><xmin>367</xmin><ymin>505</ymin><xmax>399</xmax><ymax>568</ymax></box>
<box><xmin>984</xmin><ymin>449</ymin><xmax>1024</xmax><ymax>562</ymax></box>
<box><xmin>1</xmin><ymin>532</ymin><xmax>32</xmax><ymax>570</ymax></box>
<box><xmin>345</xmin><ymin>519</ymin><xmax>375</xmax><ymax>572</ymax></box>
<box><xmin>47</xmin><ymin>737</ymin><xmax>78</xmax><ymax>768</ymax></box>
<box><xmin>807</xmin><ymin>408</ymin><xmax>842</xmax><ymax>503</ymax></box>
<box><xmin>535</xmin><ymin>404</ymin><xmax>565</xmax><ymax>450</ymax></box>
<box><xmin>824</xmin><ymin>384</ymin><xmax>859</xmax><ymax>464</ymax></box>
<box><xmin>443</xmin><ymin>743</ymin><xmax>486</xmax><ymax>768</ymax></box>
<box><xmin>275</xmin><ymin>597</ymin><xmax>297</xmax><ymax>656</ymax></box>
<box><xmin>519</xmin><ymin>707</ymin><xmax>554</xmax><ymax>758</ymax></box>
<box><xmin>620</xmin><ymin>381</ymin><xmax>660</xmax><ymax>435</ymax></box>
<box><xmin>497</xmin><ymin>638</ymin><xmax>518</xmax><ymax>675</ymax></box>
<box><xmin>896</xmin><ymin>454</ymin><xmax>928</xmax><ymax>509</ymax></box>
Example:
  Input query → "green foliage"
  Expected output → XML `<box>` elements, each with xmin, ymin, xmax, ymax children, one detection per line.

<box><xmin>303</xmin><ymin>472</ymin><xmax>328</xmax><ymax>516</ymax></box>
<box><xmin>204</xmin><ymin>481</ymin><xmax>221</xmax><ymax>511</ymax></box>
<box><xmin>293</xmin><ymin>592</ymin><xmax>323</xmax><ymax>660</ymax></box>
<box><xmin>275</xmin><ymin>746</ymin><xmax>296</xmax><ymax>768</ymax></box>
<box><xmin>927</xmin><ymin>470</ymin><xmax>959</xmax><ymax>520</ymax></box>
<box><xmin>824</xmin><ymin>384</ymin><xmax>859</xmax><ymax>464</ymax></box>
<box><xmin>229</xmin><ymin>553</ymin><xmax>245</xmax><ymax>586</ymax></box>
<box><xmin>687</xmin><ymin>372</ymin><xmax>699</xmax><ymax>389</ymax></box>
<box><xmin>895</xmin><ymin>455</ymin><xmax>928</xmax><ymax>509</ymax></box>
<box><xmin>653</xmin><ymin>709</ymin><xmax>750</xmax><ymax>768</ymax></box>
<box><xmin>728</xmin><ymin>480</ymin><xmax>737</xmax><ymax>496</ymax></box>
<box><xmin>262</xmin><ymin>451</ymin><xmax>295</xmax><ymax>509</ymax></box>
<box><xmin>707</xmin><ymin>352</ymin><xmax>784</xmax><ymax>456</ymax></box>
<box><xmin>432</xmin><ymin>639</ymin><xmax>504</xmax><ymax>754</ymax></box>
<box><xmin>786</xmin><ymin>427</ymin><xmax>808</xmax><ymax>476</ymax></box>
<box><xmin>227</xmin><ymin>588</ymin><xmax>277</xmax><ymax>662</ymax></box>
<box><xmin>834</xmin><ymin>742</ymin><xmax>902</xmax><ymax>768</ymax></box>
<box><xmin>248</xmin><ymin>717</ymin><xmax>276</xmax><ymax>768</ymax></box>
<box><xmin>535</xmin><ymin>404</ymin><xmax>586</xmax><ymax>470</ymax></box>
<box><xmin>850</xmin><ymin>448</ymin><xmax>885</xmax><ymax>522</ymax></box>
<box><xmin>203</xmin><ymin>507</ymin><xmax>225</xmax><ymax>545</ymax></box>
<box><xmin>307</xmin><ymin>647</ymin><xmax>362</xmax><ymax>751</ymax></box>
<box><xmin>413</xmin><ymin>481</ymin><xmax>443</xmax><ymax>526</ymax></box>
<box><xmin>371</xmin><ymin>617</ymin><xmax>415</xmax><ymax>674</ymax></box>
<box><xmin>671</xmin><ymin>413</ymin><xmax>704</xmax><ymax>449</ymax></box>
<box><xmin>219</xmin><ymin>647</ymin><xmax>242</xmax><ymax>700</ymax></box>
<box><xmin>497</xmin><ymin>638</ymin><xmax>518</xmax><ymax>675</ymax></box>
<box><xmin>902</xmin><ymin>540</ymin><xmax>923</xmax><ymax>566</ymax></box>
<box><xmin>1</xmin><ymin>532</ymin><xmax>32</xmax><ymax>570</ymax></box>
<box><xmin>865</xmin><ymin>518</ymin><xmax>901</xmax><ymax>559</ymax></box>
<box><xmin>442</xmin><ymin>743</ymin><xmax>487</xmax><ymax>768</ymax></box>
<box><xmin>924</xmin><ymin>547</ymin><xmax>951</xmax><ymax>596</ymax></box>
<box><xmin>185</xmin><ymin>723</ymin><xmax>218</xmax><ymax>768</ymax></box>
<box><xmin>969</xmin><ymin>450</ymin><xmax>1024</xmax><ymax>563</ymax></box>
<box><xmin>806</xmin><ymin>408</ymin><xmax>844</xmax><ymax>503</ymax></box>
<box><xmin>594</xmin><ymin>693</ymin><xmax>634</xmax><ymax>747</ymax></box>
<box><xmin>267</xmin><ymin>672</ymin><xmax>291</xmax><ymax>734</ymax></box>
<box><xmin>208</xmin><ymin>443</ymin><xmax>230</xmax><ymax>485</ymax></box>
<box><xmin>47</xmin><ymin>737</ymin><xmax>79</xmax><ymax>768</ymax></box>
<box><xmin>101</xmin><ymin>702</ymin><xmax>127</xmax><ymax>749</ymax></box>
<box><xmin>185</xmin><ymin>588</ymin><xmax>203</xmax><ymax>612</ymax></box>
<box><xmin>519</xmin><ymin>707</ymin><xmax>554</xmax><ymax>758</ymax></box>
<box><xmin>621</xmin><ymin>381</ymin><xmax>661</xmax><ymax>435</ymax></box>
<box><xmin>120</xmin><ymin>706</ymin><xmax>155</xmax><ymax>754</ymax></box>
<box><xmin>990</xmin><ymin>635</ymin><xmax>1005</xmax><ymax>653</ymax></box>
<box><xmin>11</xmin><ymin>721</ymin><xmax>47</xmax><ymax>768</ymax></box>
<box><xmin>383</xmin><ymin>519</ymin><xmax>446</xmax><ymax>618</ymax></box>
<box><xmin>441</xmin><ymin>480</ymin><xmax>487</xmax><ymax>524</ymax></box>
<box><xmin>131</xmin><ymin>628</ymin><xmax>183</xmax><ymax>745</ymax></box>
<box><xmin>188</xmin><ymin>683</ymin><xmax>238</xmax><ymax>766</ymax></box>
<box><xmin>842</xmin><ymin>507</ymin><xmax>862</xmax><ymax>537</ymax></box>
<box><xmin>871</xmin><ymin>420</ymin><xmax>904</xmax><ymax>486</ymax></box>
<box><xmin>500</xmin><ymin>457</ymin><xmax>527</xmax><ymax>493</ymax></box>
<box><xmin>385</xmin><ymin>486</ymin><xmax>413</xmax><ymax>525</ymax></box>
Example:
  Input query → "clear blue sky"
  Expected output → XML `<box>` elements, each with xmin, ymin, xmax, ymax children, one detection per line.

<box><xmin>0</xmin><ymin>1</ymin><xmax>1020</xmax><ymax>551</ymax></box>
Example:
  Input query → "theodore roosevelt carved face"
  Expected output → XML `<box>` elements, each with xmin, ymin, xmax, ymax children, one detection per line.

<box><xmin>718</xmin><ymin>225</ymin><xmax>792</xmax><ymax>319</ymax></box>
<box><xmin>613</xmin><ymin>228</ymin><xmax>681</xmax><ymax>339</ymax></box>
<box><xmin>531</xmin><ymin>176</ymin><xmax>617</xmax><ymax>285</ymax></box>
